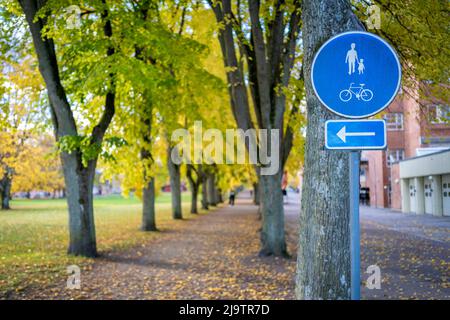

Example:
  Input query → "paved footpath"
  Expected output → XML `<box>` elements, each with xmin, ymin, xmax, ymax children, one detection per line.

<box><xmin>14</xmin><ymin>192</ymin><xmax>450</xmax><ymax>299</ymax></box>
<box><xmin>360</xmin><ymin>206</ymin><xmax>449</xmax><ymax>299</ymax></box>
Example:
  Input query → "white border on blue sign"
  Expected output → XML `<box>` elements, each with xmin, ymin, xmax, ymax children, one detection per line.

<box><xmin>324</xmin><ymin>119</ymin><xmax>387</xmax><ymax>150</ymax></box>
<box><xmin>311</xmin><ymin>31</ymin><xmax>402</xmax><ymax>119</ymax></box>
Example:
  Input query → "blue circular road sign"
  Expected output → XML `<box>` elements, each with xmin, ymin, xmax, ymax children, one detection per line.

<box><xmin>311</xmin><ymin>31</ymin><xmax>401</xmax><ymax>118</ymax></box>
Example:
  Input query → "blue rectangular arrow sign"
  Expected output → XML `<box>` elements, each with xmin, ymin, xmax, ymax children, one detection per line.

<box><xmin>325</xmin><ymin>119</ymin><xmax>386</xmax><ymax>150</ymax></box>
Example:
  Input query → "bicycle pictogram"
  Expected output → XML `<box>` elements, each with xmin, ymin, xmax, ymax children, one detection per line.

<box><xmin>339</xmin><ymin>83</ymin><xmax>374</xmax><ymax>102</ymax></box>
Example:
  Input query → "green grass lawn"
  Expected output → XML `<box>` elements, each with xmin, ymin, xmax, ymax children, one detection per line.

<box><xmin>0</xmin><ymin>192</ymin><xmax>201</xmax><ymax>297</ymax></box>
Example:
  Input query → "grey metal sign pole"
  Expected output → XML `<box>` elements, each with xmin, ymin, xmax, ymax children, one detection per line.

<box><xmin>349</xmin><ymin>150</ymin><xmax>361</xmax><ymax>300</ymax></box>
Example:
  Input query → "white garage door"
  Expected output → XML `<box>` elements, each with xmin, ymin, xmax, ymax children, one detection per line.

<box><xmin>424</xmin><ymin>180</ymin><xmax>433</xmax><ymax>214</ymax></box>
<box><xmin>409</xmin><ymin>179</ymin><xmax>416</xmax><ymax>213</ymax></box>
<box><xmin>443</xmin><ymin>175</ymin><xmax>450</xmax><ymax>216</ymax></box>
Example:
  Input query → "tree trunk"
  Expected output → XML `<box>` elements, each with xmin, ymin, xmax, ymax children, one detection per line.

<box><xmin>190</xmin><ymin>185</ymin><xmax>198</xmax><ymax>214</ymax></box>
<box><xmin>167</xmin><ymin>146</ymin><xmax>182</xmax><ymax>219</ymax></box>
<box><xmin>0</xmin><ymin>174</ymin><xmax>12</xmax><ymax>210</ymax></box>
<box><xmin>206</xmin><ymin>173</ymin><xmax>217</xmax><ymax>206</ymax></box>
<box><xmin>296</xmin><ymin>0</ymin><xmax>364</xmax><ymax>300</ymax></box>
<box><xmin>187</xmin><ymin>164</ymin><xmax>201</xmax><ymax>214</ymax></box>
<box><xmin>201</xmin><ymin>180</ymin><xmax>209</xmax><ymax>210</ymax></box>
<box><xmin>63</xmin><ymin>153</ymin><xmax>97</xmax><ymax>257</ymax></box>
<box><xmin>253</xmin><ymin>182</ymin><xmax>260</xmax><ymax>205</ymax></box>
<box><xmin>186</xmin><ymin>164</ymin><xmax>199</xmax><ymax>214</ymax></box>
<box><xmin>19</xmin><ymin>0</ymin><xmax>116</xmax><ymax>258</ymax></box>
<box><xmin>214</xmin><ymin>187</ymin><xmax>221</xmax><ymax>204</ymax></box>
<box><xmin>142</xmin><ymin>177</ymin><xmax>157</xmax><ymax>231</ymax></box>
<box><xmin>140</xmin><ymin>107</ymin><xmax>156</xmax><ymax>231</ymax></box>
<box><xmin>259</xmin><ymin>173</ymin><xmax>287</xmax><ymax>256</ymax></box>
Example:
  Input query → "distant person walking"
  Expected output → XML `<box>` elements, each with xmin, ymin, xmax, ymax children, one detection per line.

<box><xmin>282</xmin><ymin>170</ymin><xmax>288</xmax><ymax>204</ymax></box>
<box><xmin>229</xmin><ymin>190</ymin><xmax>235</xmax><ymax>206</ymax></box>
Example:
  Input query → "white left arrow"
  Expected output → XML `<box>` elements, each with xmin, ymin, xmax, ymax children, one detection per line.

<box><xmin>337</xmin><ymin>126</ymin><xmax>376</xmax><ymax>143</ymax></box>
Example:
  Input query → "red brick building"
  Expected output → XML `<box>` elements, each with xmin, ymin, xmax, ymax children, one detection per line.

<box><xmin>360</xmin><ymin>92</ymin><xmax>450</xmax><ymax>210</ymax></box>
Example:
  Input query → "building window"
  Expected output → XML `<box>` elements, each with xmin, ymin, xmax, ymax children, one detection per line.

<box><xmin>428</xmin><ymin>104</ymin><xmax>450</xmax><ymax>124</ymax></box>
<box><xmin>384</xmin><ymin>113</ymin><xmax>404</xmax><ymax>130</ymax></box>
<box><xmin>386</xmin><ymin>149</ymin><xmax>405</xmax><ymax>166</ymax></box>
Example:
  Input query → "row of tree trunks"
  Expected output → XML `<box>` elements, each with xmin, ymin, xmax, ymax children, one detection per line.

<box><xmin>186</xmin><ymin>165</ymin><xmax>223</xmax><ymax>214</ymax></box>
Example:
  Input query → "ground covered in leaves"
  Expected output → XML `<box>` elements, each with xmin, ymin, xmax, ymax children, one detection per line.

<box><xmin>0</xmin><ymin>194</ymin><xmax>196</xmax><ymax>298</ymax></box>
<box><xmin>7</xmin><ymin>197</ymin><xmax>297</xmax><ymax>299</ymax></box>
<box><xmin>2</xmin><ymin>193</ymin><xmax>449</xmax><ymax>300</ymax></box>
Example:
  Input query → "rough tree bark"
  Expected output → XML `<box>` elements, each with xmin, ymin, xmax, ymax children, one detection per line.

<box><xmin>296</xmin><ymin>0</ymin><xmax>364</xmax><ymax>300</ymax></box>
<box><xmin>19</xmin><ymin>0</ymin><xmax>116</xmax><ymax>257</ymax></box>
<box><xmin>167</xmin><ymin>145</ymin><xmax>182</xmax><ymax>219</ymax></box>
